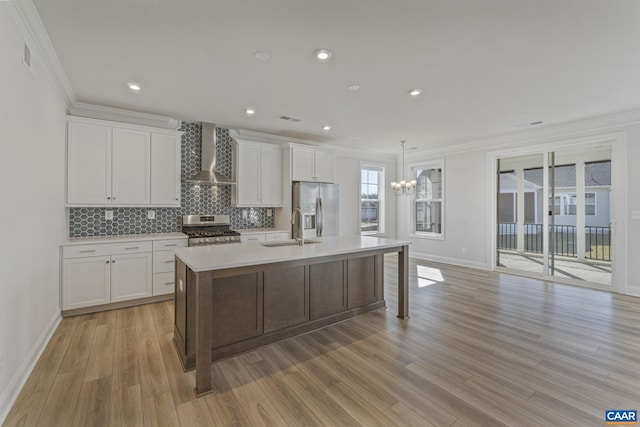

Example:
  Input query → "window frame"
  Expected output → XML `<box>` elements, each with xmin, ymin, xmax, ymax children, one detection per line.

<box><xmin>410</xmin><ymin>159</ymin><xmax>445</xmax><ymax>240</ymax></box>
<box><xmin>359</xmin><ymin>162</ymin><xmax>386</xmax><ymax>236</ymax></box>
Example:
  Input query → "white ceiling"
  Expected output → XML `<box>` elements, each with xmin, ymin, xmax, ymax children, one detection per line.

<box><xmin>33</xmin><ymin>0</ymin><xmax>640</xmax><ymax>153</ymax></box>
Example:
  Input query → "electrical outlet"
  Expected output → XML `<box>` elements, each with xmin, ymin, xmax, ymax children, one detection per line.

<box><xmin>105</xmin><ymin>210</ymin><xmax>113</xmax><ymax>221</ymax></box>
<box><xmin>462</xmin><ymin>247</ymin><xmax>468</xmax><ymax>254</ymax></box>
<box><xmin>147</xmin><ymin>210</ymin><xmax>156</xmax><ymax>220</ymax></box>
<box><xmin>267</xmin><ymin>209</ymin><xmax>273</xmax><ymax>217</ymax></box>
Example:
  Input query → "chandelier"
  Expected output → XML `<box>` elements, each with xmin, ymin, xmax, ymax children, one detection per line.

<box><xmin>391</xmin><ymin>140</ymin><xmax>416</xmax><ymax>196</ymax></box>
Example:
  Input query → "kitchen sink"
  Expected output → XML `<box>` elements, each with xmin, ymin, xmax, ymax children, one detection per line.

<box><xmin>261</xmin><ymin>239</ymin><xmax>322</xmax><ymax>247</ymax></box>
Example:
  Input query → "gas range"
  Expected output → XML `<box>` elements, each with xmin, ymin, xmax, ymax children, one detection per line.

<box><xmin>182</xmin><ymin>215</ymin><xmax>241</xmax><ymax>247</ymax></box>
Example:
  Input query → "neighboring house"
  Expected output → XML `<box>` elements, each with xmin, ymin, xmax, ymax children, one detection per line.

<box><xmin>498</xmin><ymin>161</ymin><xmax>611</xmax><ymax>228</ymax></box>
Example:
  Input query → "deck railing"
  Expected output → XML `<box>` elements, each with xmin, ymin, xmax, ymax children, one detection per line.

<box><xmin>498</xmin><ymin>223</ymin><xmax>611</xmax><ymax>262</ymax></box>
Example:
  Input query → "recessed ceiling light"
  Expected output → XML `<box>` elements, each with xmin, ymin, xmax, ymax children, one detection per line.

<box><xmin>409</xmin><ymin>88</ymin><xmax>422</xmax><ymax>96</ymax></box>
<box><xmin>347</xmin><ymin>84</ymin><xmax>360</xmax><ymax>91</ymax></box>
<box><xmin>127</xmin><ymin>82</ymin><xmax>142</xmax><ymax>91</ymax></box>
<box><xmin>322</xmin><ymin>125</ymin><xmax>331</xmax><ymax>131</ymax></box>
<box><xmin>254</xmin><ymin>51</ymin><xmax>270</xmax><ymax>61</ymax></box>
<box><xmin>314</xmin><ymin>49</ymin><xmax>332</xmax><ymax>60</ymax></box>
<box><xmin>245</xmin><ymin>108</ymin><xmax>256</xmax><ymax>115</ymax></box>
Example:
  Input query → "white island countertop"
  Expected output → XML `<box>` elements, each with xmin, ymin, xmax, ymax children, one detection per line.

<box><xmin>174</xmin><ymin>236</ymin><xmax>411</xmax><ymax>272</ymax></box>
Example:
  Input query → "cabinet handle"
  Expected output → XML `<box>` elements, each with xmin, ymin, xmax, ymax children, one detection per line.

<box><xmin>125</xmin><ymin>246</ymin><xmax>139</xmax><ymax>250</ymax></box>
<box><xmin>112</xmin><ymin>260</ymin><xmax>116</xmax><ymax>264</ymax></box>
<box><xmin>164</xmin><ymin>260</ymin><xmax>174</xmax><ymax>263</ymax></box>
<box><xmin>112</xmin><ymin>197</ymin><xmax>116</xmax><ymax>200</ymax></box>
<box><xmin>107</xmin><ymin>197</ymin><xmax>111</xmax><ymax>200</ymax></box>
<box><xmin>165</xmin><ymin>282</ymin><xmax>175</xmax><ymax>285</ymax></box>
<box><xmin>79</xmin><ymin>249</ymin><xmax>96</xmax><ymax>253</ymax></box>
<box><xmin>164</xmin><ymin>244</ymin><xmax>178</xmax><ymax>247</ymax></box>
<box><xmin>175</xmin><ymin>198</ymin><xmax>179</xmax><ymax>201</ymax></box>
<box><xmin>106</xmin><ymin>260</ymin><xmax>110</xmax><ymax>264</ymax></box>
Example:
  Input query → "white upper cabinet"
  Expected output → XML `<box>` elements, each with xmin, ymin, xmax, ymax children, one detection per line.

<box><xmin>232</xmin><ymin>140</ymin><xmax>282</xmax><ymax>207</ymax></box>
<box><xmin>259</xmin><ymin>144</ymin><xmax>283</xmax><ymax>205</ymax></box>
<box><xmin>313</xmin><ymin>150</ymin><xmax>334</xmax><ymax>183</ymax></box>
<box><xmin>66</xmin><ymin>117</ymin><xmax>182</xmax><ymax>207</ymax></box>
<box><xmin>291</xmin><ymin>146</ymin><xmax>334</xmax><ymax>183</ymax></box>
<box><xmin>67</xmin><ymin>122</ymin><xmax>112</xmax><ymax>205</ymax></box>
<box><xmin>151</xmin><ymin>133</ymin><xmax>181</xmax><ymax>206</ymax></box>
<box><xmin>111</xmin><ymin>128</ymin><xmax>150</xmax><ymax>205</ymax></box>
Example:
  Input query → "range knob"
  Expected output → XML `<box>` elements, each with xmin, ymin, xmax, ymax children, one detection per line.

<box><xmin>225</xmin><ymin>237</ymin><xmax>231</xmax><ymax>242</ymax></box>
<box><xmin>204</xmin><ymin>238</ymin><xmax>209</xmax><ymax>244</ymax></box>
<box><xmin>215</xmin><ymin>237</ymin><xmax>222</xmax><ymax>242</ymax></box>
<box><xmin>198</xmin><ymin>238</ymin><xmax>204</xmax><ymax>244</ymax></box>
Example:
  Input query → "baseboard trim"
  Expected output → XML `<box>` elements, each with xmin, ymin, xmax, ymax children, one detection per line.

<box><xmin>410</xmin><ymin>251</ymin><xmax>490</xmax><ymax>271</ymax></box>
<box><xmin>625</xmin><ymin>287</ymin><xmax>640</xmax><ymax>297</ymax></box>
<box><xmin>0</xmin><ymin>309</ymin><xmax>61</xmax><ymax>425</ymax></box>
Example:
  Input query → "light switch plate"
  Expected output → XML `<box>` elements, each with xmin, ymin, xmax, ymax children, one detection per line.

<box><xmin>147</xmin><ymin>210</ymin><xmax>156</xmax><ymax>220</ymax></box>
<box><xmin>105</xmin><ymin>210</ymin><xmax>113</xmax><ymax>220</ymax></box>
<box><xmin>632</xmin><ymin>210</ymin><xmax>640</xmax><ymax>220</ymax></box>
<box><xmin>267</xmin><ymin>209</ymin><xmax>273</xmax><ymax>217</ymax></box>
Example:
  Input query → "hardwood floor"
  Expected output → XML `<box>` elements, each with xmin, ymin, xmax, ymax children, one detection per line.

<box><xmin>5</xmin><ymin>255</ymin><xmax>640</xmax><ymax>426</ymax></box>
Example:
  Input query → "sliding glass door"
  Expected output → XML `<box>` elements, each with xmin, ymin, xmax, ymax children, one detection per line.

<box><xmin>496</xmin><ymin>147</ymin><xmax>612</xmax><ymax>287</ymax></box>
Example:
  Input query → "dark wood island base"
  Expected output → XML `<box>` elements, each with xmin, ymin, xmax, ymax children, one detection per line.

<box><xmin>173</xmin><ymin>244</ymin><xmax>409</xmax><ymax>396</ymax></box>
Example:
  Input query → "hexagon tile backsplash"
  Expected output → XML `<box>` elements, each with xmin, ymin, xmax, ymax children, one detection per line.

<box><xmin>68</xmin><ymin>123</ymin><xmax>276</xmax><ymax>237</ymax></box>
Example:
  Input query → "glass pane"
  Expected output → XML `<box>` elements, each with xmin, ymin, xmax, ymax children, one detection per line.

<box><xmin>415</xmin><ymin>201</ymin><xmax>442</xmax><ymax>234</ymax></box>
<box><xmin>361</xmin><ymin>201</ymin><xmax>379</xmax><ymax>232</ymax></box>
<box><xmin>361</xmin><ymin>184</ymin><xmax>367</xmax><ymax>198</ymax></box>
<box><xmin>416</xmin><ymin>168</ymin><xmax>442</xmax><ymax>199</ymax></box>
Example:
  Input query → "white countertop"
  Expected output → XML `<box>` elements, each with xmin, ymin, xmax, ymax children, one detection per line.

<box><xmin>174</xmin><ymin>236</ymin><xmax>411</xmax><ymax>272</ymax></box>
<box><xmin>63</xmin><ymin>232</ymin><xmax>187</xmax><ymax>246</ymax></box>
<box><xmin>234</xmin><ymin>228</ymin><xmax>289</xmax><ymax>235</ymax></box>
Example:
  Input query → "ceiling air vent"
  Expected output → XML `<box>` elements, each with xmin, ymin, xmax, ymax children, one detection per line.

<box><xmin>279</xmin><ymin>115</ymin><xmax>302</xmax><ymax>123</ymax></box>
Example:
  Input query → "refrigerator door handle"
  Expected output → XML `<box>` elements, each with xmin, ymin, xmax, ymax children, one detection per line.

<box><xmin>317</xmin><ymin>197</ymin><xmax>323</xmax><ymax>237</ymax></box>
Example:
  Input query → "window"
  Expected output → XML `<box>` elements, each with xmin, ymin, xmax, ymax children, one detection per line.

<box><xmin>360</xmin><ymin>164</ymin><xmax>385</xmax><ymax>234</ymax></box>
<box><xmin>554</xmin><ymin>192</ymin><xmax>596</xmax><ymax>216</ymax></box>
<box><xmin>413</xmin><ymin>161</ymin><xmax>444</xmax><ymax>238</ymax></box>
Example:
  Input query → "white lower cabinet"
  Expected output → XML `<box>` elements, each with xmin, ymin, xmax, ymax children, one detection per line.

<box><xmin>266</xmin><ymin>232</ymin><xmax>289</xmax><ymax>241</ymax></box>
<box><xmin>152</xmin><ymin>238</ymin><xmax>187</xmax><ymax>296</ymax></box>
<box><xmin>241</xmin><ymin>231</ymin><xmax>289</xmax><ymax>243</ymax></box>
<box><xmin>241</xmin><ymin>234</ymin><xmax>266</xmax><ymax>243</ymax></box>
<box><xmin>63</xmin><ymin>256</ymin><xmax>111</xmax><ymax>310</ymax></box>
<box><xmin>62</xmin><ymin>236</ymin><xmax>186</xmax><ymax>311</ymax></box>
<box><xmin>110</xmin><ymin>253</ymin><xmax>152</xmax><ymax>302</ymax></box>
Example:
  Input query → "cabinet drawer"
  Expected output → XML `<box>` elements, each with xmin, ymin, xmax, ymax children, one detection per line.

<box><xmin>265</xmin><ymin>232</ymin><xmax>289</xmax><ymax>241</ymax></box>
<box><xmin>153</xmin><ymin>272</ymin><xmax>175</xmax><ymax>296</ymax></box>
<box><xmin>152</xmin><ymin>239</ymin><xmax>187</xmax><ymax>251</ymax></box>
<box><xmin>241</xmin><ymin>234</ymin><xmax>266</xmax><ymax>243</ymax></box>
<box><xmin>153</xmin><ymin>250</ymin><xmax>176</xmax><ymax>273</ymax></box>
<box><xmin>63</xmin><ymin>241</ymin><xmax>152</xmax><ymax>259</ymax></box>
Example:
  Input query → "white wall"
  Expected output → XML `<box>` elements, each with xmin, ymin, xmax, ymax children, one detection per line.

<box><xmin>398</xmin><ymin>118</ymin><xmax>640</xmax><ymax>296</ymax></box>
<box><xmin>335</xmin><ymin>153</ymin><xmax>397</xmax><ymax>238</ymax></box>
<box><xmin>0</xmin><ymin>5</ymin><xmax>67</xmax><ymax>421</ymax></box>
<box><xmin>398</xmin><ymin>150</ymin><xmax>489</xmax><ymax>269</ymax></box>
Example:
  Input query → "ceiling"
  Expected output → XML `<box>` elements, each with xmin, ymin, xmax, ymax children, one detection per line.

<box><xmin>32</xmin><ymin>0</ymin><xmax>640</xmax><ymax>153</ymax></box>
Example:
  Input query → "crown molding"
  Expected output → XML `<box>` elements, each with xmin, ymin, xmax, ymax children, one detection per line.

<box><xmin>408</xmin><ymin>108</ymin><xmax>640</xmax><ymax>160</ymax></box>
<box><xmin>230</xmin><ymin>128</ymin><xmax>395</xmax><ymax>162</ymax></box>
<box><xmin>69</xmin><ymin>103</ymin><xmax>181</xmax><ymax>130</ymax></box>
<box><xmin>7</xmin><ymin>0</ymin><xmax>76</xmax><ymax>107</ymax></box>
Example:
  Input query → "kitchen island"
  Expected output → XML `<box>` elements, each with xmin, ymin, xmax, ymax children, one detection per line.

<box><xmin>173</xmin><ymin>236</ymin><xmax>410</xmax><ymax>395</ymax></box>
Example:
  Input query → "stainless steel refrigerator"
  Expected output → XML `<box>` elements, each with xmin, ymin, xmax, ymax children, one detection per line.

<box><xmin>292</xmin><ymin>182</ymin><xmax>339</xmax><ymax>239</ymax></box>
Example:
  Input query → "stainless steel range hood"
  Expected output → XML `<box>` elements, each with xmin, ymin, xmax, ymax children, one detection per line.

<box><xmin>186</xmin><ymin>122</ymin><xmax>236</xmax><ymax>185</ymax></box>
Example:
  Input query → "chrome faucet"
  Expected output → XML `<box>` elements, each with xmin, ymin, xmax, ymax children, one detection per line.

<box><xmin>292</xmin><ymin>208</ymin><xmax>304</xmax><ymax>247</ymax></box>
